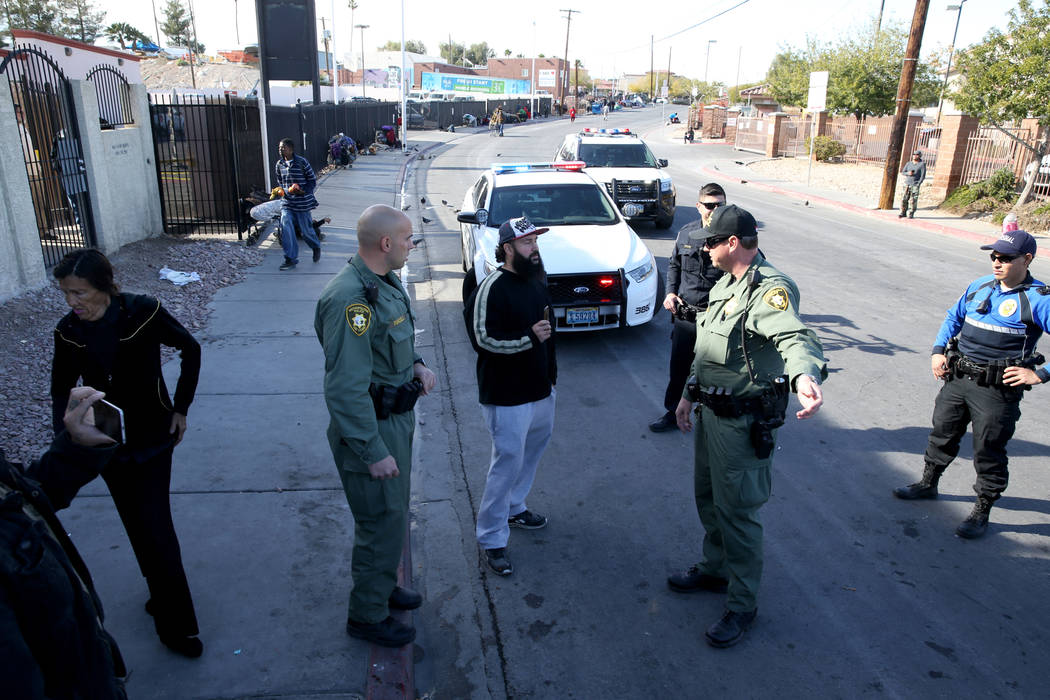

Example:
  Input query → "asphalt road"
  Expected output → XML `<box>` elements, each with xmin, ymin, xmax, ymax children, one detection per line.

<box><xmin>404</xmin><ymin>109</ymin><xmax>1050</xmax><ymax>699</ymax></box>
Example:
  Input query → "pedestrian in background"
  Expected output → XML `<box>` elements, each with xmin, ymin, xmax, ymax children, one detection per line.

<box><xmin>50</xmin><ymin>248</ymin><xmax>204</xmax><ymax>658</ymax></box>
<box><xmin>671</xmin><ymin>205</ymin><xmax>826</xmax><ymax>648</ymax></box>
<box><xmin>315</xmin><ymin>205</ymin><xmax>436</xmax><ymax>648</ymax></box>
<box><xmin>275</xmin><ymin>137</ymin><xmax>322</xmax><ymax>270</ymax></box>
<box><xmin>649</xmin><ymin>183</ymin><xmax>726</xmax><ymax>433</ymax></box>
<box><xmin>898</xmin><ymin>150</ymin><xmax>926</xmax><ymax>219</ymax></box>
<box><xmin>894</xmin><ymin>230</ymin><xmax>1050</xmax><ymax>538</ymax></box>
<box><xmin>464</xmin><ymin>216</ymin><xmax>557</xmax><ymax>577</ymax></box>
<box><xmin>3</xmin><ymin>387</ymin><xmax>127</xmax><ymax>699</ymax></box>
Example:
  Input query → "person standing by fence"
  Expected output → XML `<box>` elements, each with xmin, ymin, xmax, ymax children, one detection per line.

<box><xmin>898</xmin><ymin>150</ymin><xmax>926</xmax><ymax>219</ymax></box>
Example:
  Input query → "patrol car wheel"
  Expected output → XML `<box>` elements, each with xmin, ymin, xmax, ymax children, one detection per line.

<box><xmin>655</xmin><ymin>213</ymin><xmax>674</xmax><ymax>229</ymax></box>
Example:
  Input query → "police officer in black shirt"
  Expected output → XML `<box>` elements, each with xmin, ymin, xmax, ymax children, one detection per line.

<box><xmin>650</xmin><ymin>183</ymin><xmax>727</xmax><ymax>432</ymax></box>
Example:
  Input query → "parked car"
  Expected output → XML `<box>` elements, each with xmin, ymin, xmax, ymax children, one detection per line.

<box><xmin>553</xmin><ymin>127</ymin><xmax>676</xmax><ymax>228</ymax></box>
<box><xmin>457</xmin><ymin>162</ymin><xmax>660</xmax><ymax>331</ymax></box>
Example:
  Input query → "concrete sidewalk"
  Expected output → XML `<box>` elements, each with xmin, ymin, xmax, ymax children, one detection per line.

<box><xmin>63</xmin><ymin>134</ymin><xmax>460</xmax><ymax>700</ymax></box>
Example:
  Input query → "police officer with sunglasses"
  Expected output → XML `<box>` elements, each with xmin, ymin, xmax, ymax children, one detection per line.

<box><xmin>649</xmin><ymin>183</ymin><xmax>727</xmax><ymax>432</ymax></box>
<box><xmin>895</xmin><ymin>230</ymin><xmax>1050</xmax><ymax>538</ymax></box>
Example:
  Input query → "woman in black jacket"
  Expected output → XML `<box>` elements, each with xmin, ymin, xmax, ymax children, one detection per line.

<box><xmin>50</xmin><ymin>248</ymin><xmax>204</xmax><ymax>658</ymax></box>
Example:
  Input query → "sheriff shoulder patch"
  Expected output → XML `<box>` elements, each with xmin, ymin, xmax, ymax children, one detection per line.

<box><xmin>763</xmin><ymin>286</ymin><xmax>790</xmax><ymax>311</ymax></box>
<box><xmin>346</xmin><ymin>304</ymin><xmax>371</xmax><ymax>336</ymax></box>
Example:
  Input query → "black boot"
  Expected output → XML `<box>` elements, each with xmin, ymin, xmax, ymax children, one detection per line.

<box><xmin>893</xmin><ymin>463</ymin><xmax>943</xmax><ymax>500</ymax></box>
<box><xmin>956</xmin><ymin>495</ymin><xmax>994</xmax><ymax>539</ymax></box>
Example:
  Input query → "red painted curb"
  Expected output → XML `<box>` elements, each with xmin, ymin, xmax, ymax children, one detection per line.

<box><xmin>699</xmin><ymin>165</ymin><xmax>1050</xmax><ymax>259</ymax></box>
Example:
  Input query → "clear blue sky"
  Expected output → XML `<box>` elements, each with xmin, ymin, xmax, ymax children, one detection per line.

<box><xmin>99</xmin><ymin>0</ymin><xmax>1015</xmax><ymax>84</ymax></box>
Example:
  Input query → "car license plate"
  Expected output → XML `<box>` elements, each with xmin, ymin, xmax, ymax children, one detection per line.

<box><xmin>566</xmin><ymin>307</ymin><xmax>599</xmax><ymax>325</ymax></box>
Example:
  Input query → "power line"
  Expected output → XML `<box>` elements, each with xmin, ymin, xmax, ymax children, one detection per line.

<box><xmin>607</xmin><ymin>0</ymin><xmax>752</xmax><ymax>57</ymax></box>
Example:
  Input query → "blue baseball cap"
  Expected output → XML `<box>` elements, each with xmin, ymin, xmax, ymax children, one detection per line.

<box><xmin>980</xmin><ymin>229</ymin><xmax>1037</xmax><ymax>257</ymax></box>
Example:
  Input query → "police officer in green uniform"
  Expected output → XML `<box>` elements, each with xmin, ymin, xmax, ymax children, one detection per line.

<box><xmin>314</xmin><ymin>204</ymin><xmax>437</xmax><ymax>648</ymax></box>
<box><xmin>669</xmin><ymin>204</ymin><xmax>827</xmax><ymax>648</ymax></box>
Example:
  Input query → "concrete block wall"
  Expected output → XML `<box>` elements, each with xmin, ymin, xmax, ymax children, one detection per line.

<box><xmin>73</xmin><ymin>81</ymin><xmax>164</xmax><ymax>253</ymax></box>
<box><xmin>724</xmin><ymin>109</ymin><xmax>740</xmax><ymax>144</ymax></box>
<box><xmin>0</xmin><ymin>90</ymin><xmax>48</xmax><ymax>301</ymax></box>
<box><xmin>929</xmin><ymin>114</ymin><xmax>980</xmax><ymax>202</ymax></box>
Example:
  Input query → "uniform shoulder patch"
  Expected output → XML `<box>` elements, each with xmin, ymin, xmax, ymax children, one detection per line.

<box><xmin>762</xmin><ymin>286</ymin><xmax>790</xmax><ymax>311</ymax></box>
<box><xmin>346</xmin><ymin>303</ymin><xmax>371</xmax><ymax>336</ymax></box>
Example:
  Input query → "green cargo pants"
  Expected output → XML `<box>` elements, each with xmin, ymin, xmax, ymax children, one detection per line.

<box><xmin>693</xmin><ymin>405</ymin><xmax>774</xmax><ymax>613</ymax></box>
<box><xmin>337</xmin><ymin>411</ymin><xmax>414</xmax><ymax>624</ymax></box>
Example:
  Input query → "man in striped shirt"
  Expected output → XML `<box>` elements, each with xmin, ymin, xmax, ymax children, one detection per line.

<box><xmin>275</xmin><ymin>138</ymin><xmax>322</xmax><ymax>270</ymax></box>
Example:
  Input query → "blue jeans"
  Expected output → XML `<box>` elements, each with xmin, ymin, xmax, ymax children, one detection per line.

<box><xmin>279</xmin><ymin>208</ymin><xmax>320</xmax><ymax>263</ymax></box>
<box><xmin>476</xmin><ymin>391</ymin><xmax>556</xmax><ymax>549</ymax></box>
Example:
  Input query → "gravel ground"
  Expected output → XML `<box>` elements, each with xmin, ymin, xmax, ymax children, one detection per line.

<box><xmin>745</xmin><ymin>157</ymin><xmax>942</xmax><ymax>207</ymax></box>
<box><xmin>0</xmin><ymin>234</ymin><xmax>264</xmax><ymax>467</ymax></box>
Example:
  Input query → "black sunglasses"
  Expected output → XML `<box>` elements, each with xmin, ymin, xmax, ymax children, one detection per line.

<box><xmin>990</xmin><ymin>252</ymin><xmax>1020</xmax><ymax>263</ymax></box>
<box><xmin>697</xmin><ymin>201</ymin><xmax>723</xmax><ymax>210</ymax></box>
<box><xmin>704</xmin><ymin>235</ymin><xmax>732</xmax><ymax>248</ymax></box>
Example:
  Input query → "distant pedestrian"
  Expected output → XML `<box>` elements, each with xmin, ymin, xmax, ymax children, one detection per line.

<box><xmin>601</xmin><ymin>102</ymin><xmax>609</xmax><ymax>120</ymax></box>
<box><xmin>898</xmin><ymin>150</ymin><xmax>926</xmax><ymax>218</ymax></box>
<box><xmin>569</xmin><ymin>106</ymin><xmax>576</xmax><ymax>122</ymax></box>
<box><xmin>315</xmin><ymin>205</ymin><xmax>437</xmax><ymax>648</ymax></box>
<box><xmin>492</xmin><ymin>106</ymin><xmax>505</xmax><ymax>137</ymax></box>
<box><xmin>464</xmin><ymin>216</ymin><xmax>557</xmax><ymax>577</ymax></box>
<box><xmin>894</xmin><ymin>230</ymin><xmax>1050</xmax><ymax>539</ymax></box>
<box><xmin>275</xmin><ymin>137</ymin><xmax>322</xmax><ymax>270</ymax></box>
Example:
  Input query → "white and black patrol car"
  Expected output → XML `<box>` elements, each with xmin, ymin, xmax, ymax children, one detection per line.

<box><xmin>553</xmin><ymin>128</ymin><xmax>676</xmax><ymax>228</ymax></box>
<box><xmin>457</xmin><ymin>161</ymin><xmax>661</xmax><ymax>331</ymax></box>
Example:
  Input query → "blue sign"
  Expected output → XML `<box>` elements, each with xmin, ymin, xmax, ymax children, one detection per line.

<box><xmin>420</xmin><ymin>72</ymin><xmax>531</xmax><ymax>95</ymax></box>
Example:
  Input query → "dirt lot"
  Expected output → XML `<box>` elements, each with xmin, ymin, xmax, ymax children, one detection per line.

<box><xmin>0</xmin><ymin>234</ymin><xmax>264</xmax><ymax>466</ymax></box>
<box><xmin>745</xmin><ymin>157</ymin><xmax>942</xmax><ymax>208</ymax></box>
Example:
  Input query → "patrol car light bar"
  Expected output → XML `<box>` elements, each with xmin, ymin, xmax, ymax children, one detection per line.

<box><xmin>490</xmin><ymin>162</ymin><xmax>586</xmax><ymax>174</ymax></box>
<box><xmin>581</xmin><ymin>128</ymin><xmax>632</xmax><ymax>135</ymax></box>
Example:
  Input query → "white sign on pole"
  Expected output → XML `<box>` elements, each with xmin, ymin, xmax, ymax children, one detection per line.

<box><xmin>807</xmin><ymin>70</ymin><xmax>829</xmax><ymax>112</ymax></box>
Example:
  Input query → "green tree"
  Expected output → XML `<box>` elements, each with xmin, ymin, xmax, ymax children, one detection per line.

<box><xmin>952</xmin><ymin>0</ymin><xmax>1050</xmax><ymax>205</ymax></box>
<box><xmin>58</xmin><ymin>0</ymin><xmax>105</xmax><ymax>43</ymax></box>
<box><xmin>2</xmin><ymin>0</ymin><xmax>61</xmax><ymax>40</ymax></box>
<box><xmin>105</xmin><ymin>21</ymin><xmax>149</xmax><ymax>49</ymax></box>
<box><xmin>378</xmin><ymin>39</ymin><xmax>426</xmax><ymax>53</ymax></box>
<box><xmin>766</xmin><ymin>19</ymin><xmax>939</xmax><ymax>118</ymax></box>
<box><xmin>160</xmin><ymin>0</ymin><xmax>189</xmax><ymax>46</ymax></box>
<box><xmin>439</xmin><ymin>40</ymin><xmax>464</xmax><ymax>65</ymax></box>
<box><xmin>465</xmin><ymin>41</ymin><xmax>493</xmax><ymax>66</ymax></box>
<box><xmin>503</xmin><ymin>48</ymin><xmax>511</xmax><ymax>57</ymax></box>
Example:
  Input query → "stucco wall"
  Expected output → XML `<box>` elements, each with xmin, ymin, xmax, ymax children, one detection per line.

<box><xmin>0</xmin><ymin>90</ymin><xmax>47</xmax><ymax>302</ymax></box>
<box><xmin>72</xmin><ymin>81</ymin><xmax>164</xmax><ymax>253</ymax></box>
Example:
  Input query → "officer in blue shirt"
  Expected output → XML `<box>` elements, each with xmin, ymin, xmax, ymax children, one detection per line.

<box><xmin>895</xmin><ymin>230</ymin><xmax>1050</xmax><ymax>538</ymax></box>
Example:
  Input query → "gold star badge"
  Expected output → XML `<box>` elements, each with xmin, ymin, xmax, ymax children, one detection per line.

<box><xmin>346</xmin><ymin>303</ymin><xmax>371</xmax><ymax>336</ymax></box>
<box><xmin>763</xmin><ymin>287</ymin><xmax>789</xmax><ymax>311</ymax></box>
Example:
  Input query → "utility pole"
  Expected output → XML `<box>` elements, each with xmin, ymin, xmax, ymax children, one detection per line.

<box><xmin>936</xmin><ymin>0</ymin><xmax>966</xmax><ymax>125</ymax></box>
<box><xmin>187</xmin><ymin>0</ymin><xmax>200</xmax><ymax>89</ymax></box>
<box><xmin>878</xmin><ymin>0</ymin><xmax>930</xmax><ymax>210</ymax></box>
<box><xmin>321</xmin><ymin>18</ymin><xmax>331</xmax><ymax>85</ymax></box>
<box><xmin>649</xmin><ymin>35</ymin><xmax>654</xmax><ymax>99</ymax></box>
<box><xmin>234</xmin><ymin>0</ymin><xmax>239</xmax><ymax>44</ymax></box>
<box><xmin>876</xmin><ymin>0</ymin><xmax>886</xmax><ymax>33</ymax></box>
<box><xmin>735</xmin><ymin>45</ymin><xmax>742</xmax><ymax>93</ymax></box>
<box><xmin>704</xmin><ymin>39</ymin><xmax>716</xmax><ymax>84</ymax></box>
<box><xmin>356</xmin><ymin>24</ymin><xmax>369</xmax><ymax>97</ymax></box>
<box><xmin>151</xmin><ymin>0</ymin><xmax>161</xmax><ymax>46</ymax></box>
<box><xmin>666</xmin><ymin>46</ymin><xmax>671</xmax><ymax>101</ymax></box>
<box><xmin>561</xmin><ymin>9</ymin><xmax>578</xmax><ymax>109</ymax></box>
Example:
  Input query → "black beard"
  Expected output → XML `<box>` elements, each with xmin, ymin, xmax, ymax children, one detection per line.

<box><xmin>516</xmin><ymin>252</ymin><xmax>545</xmax><ymax>281</ymax></box>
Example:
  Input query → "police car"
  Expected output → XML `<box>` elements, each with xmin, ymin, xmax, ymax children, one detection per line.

<box><xmin>553</xmin><ymin>128</ymin><xmax>676</xmax><ymax>228</ymax></box>
<box><xmin>457</xmin><ymin>162</ymin><xmax>661</xmax><ymax>331</ymax></box>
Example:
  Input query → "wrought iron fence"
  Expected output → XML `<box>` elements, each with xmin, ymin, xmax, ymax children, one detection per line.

<box><xmin>2</xmin><ymin>44</ymin><xmax>95</xmax><ymax>266</ymax></box>
<box><xmin>734</xmin><ymin>117</ymin><xmax>767</xmax><ymax>154</ymax></box>
<box><xmin>911</xmin><ymin>123</ymin><xmax>940</xmax><ymax>171</ymax></box>
<box><xmin>822</xmin><ymin>116</ymin><xmax>894</xmax><ymax>166</ymax></box>
<box><xmin>959</xmin><ymin>127</ymin><xmax>1031</xmax><ymax>188</ymax></box>
<box><xmin>149</xmin><ymin>93</ymin><xmax>264</xmax><ymax>236</ymax></box>
<box><xmin>85</xmin><ymin>63</ymin><xmax>133</xmax><ymax>127</ymax></box>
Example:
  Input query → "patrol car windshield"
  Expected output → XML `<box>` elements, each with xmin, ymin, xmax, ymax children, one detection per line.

<box><xmin>489</xmin><ymin>184</ymin><xmax>619</xmax><ymax>226</ymax></box>
<box><xmin>578</xmin><ymin>143</ymin><xmax>658</xmax><ymax>168</ymax></box>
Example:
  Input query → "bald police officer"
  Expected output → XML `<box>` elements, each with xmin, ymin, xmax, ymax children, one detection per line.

<box><xmin>314</xmin><ymin>204</ymin><xmax>437</xmax><ymax>647</ymax></box>
<box><xmin>670</xmin><ymin>204</ymin><xmax>827</xmax><ymax>648</ymax></box>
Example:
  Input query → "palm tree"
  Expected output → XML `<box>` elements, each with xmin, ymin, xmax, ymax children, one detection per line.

<box><xmin>106</xmin><ymin>22</ymin><xmax>146</xmax><ymax>50</ymax></box>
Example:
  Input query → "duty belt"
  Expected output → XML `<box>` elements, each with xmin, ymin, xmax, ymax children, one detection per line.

<box><xmin>954</xmin><ymin>354</ymin><xmax>1045</xmax><ymax>387</ymax></box>
<box><xmin>695</xmin><ymin>390</ymin><xmax>765</xmax><ymax>418</ymax></box>
<box><xmin>369</xmin><ymin>379</ymin><xmax>423</xmax><ymax>419</ymax></box>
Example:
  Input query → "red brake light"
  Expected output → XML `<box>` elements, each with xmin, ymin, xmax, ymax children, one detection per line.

<box><xmin>553</xmin><ymin>161</ymin><xmax>586</xmax><ymax>172</ymax></box>
<box><xmin>598</xmin><ymin>277</ymin><xmax>615</xmax><ymax>288</ymax></box>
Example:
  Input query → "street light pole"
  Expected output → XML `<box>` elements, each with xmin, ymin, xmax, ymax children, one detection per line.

<box><xmin>355</xmin><ymin>24</ymin><xmax>369</xmax><ymax>97</ymax></box>
<box><xmin>936</xmin><ymin>0</ymin><xmax>966</xmax><ymax>126</ymax></box>
<box><xmin>704</xmin><ymin>39</ymin><xmax>716</xmax><ymax>85</ymax></box>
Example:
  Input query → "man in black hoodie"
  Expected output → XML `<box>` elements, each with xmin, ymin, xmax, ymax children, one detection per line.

<box><xmin>465</xmin><ymin>216</ymin><xmax>558</xmax><ymax>576</ymax></box>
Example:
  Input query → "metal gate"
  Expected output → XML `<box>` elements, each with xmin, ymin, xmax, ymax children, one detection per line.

<box><xmin>1</xmin><ymin>45</ymin><xmax>96</xmax><ymax>266</ymax></box>
<box><xmin>149</xmin><ymin>94</ymin><xmax>265</xmax><ymax>236</ymax></box>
